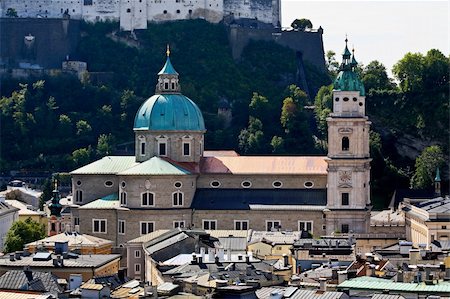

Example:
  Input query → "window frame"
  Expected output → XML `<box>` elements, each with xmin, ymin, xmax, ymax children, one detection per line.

<box><xmin>266</xmin><ymin>220</ymin><xmax>281</xmax><ymax>231</ymax></box>
<box><xmin>234</xmin><ymin>220</ymin><xmax>249</xmax><ymax>230</ymax></box>
<box><xmin>342</xmin><ymin>136</ymin><xmax>350</xmax><ymax>151</ymax></box>
<box><xmin>141</xmin><ymin>191</ymin><xmax>155</xmax><ymax>207</ymax></box>
<box><xmin>173</xmin><ymin>220</ymin><xmax>186</xmax><ymax>228</ymax></box>
<box><xmin>298</xmin><ymin>220</ymin><xmax>313</xmax><ymax>234</ymax></box>
<box><xmin>120</xmin><ymin>191</ymin><xmax>127</xmax><ymax>206</ymax></box>
<box><xmin>172</xmin><ymin>191</ymin><xmax>184</xmax><ymax>207</ymax></box>
<box><xmin>118</xmin><ymin>219</ymin><xmax>126</xmax><ymax>235</ymax></box>
<box><xmin>341</xmin><ymin>192</ymin><xmax>349</xmax><ymax>206</ymax></box>
<box><xmin>134</xmin><ymin>250</ymin><xmax>141</xmax><ymax>259</ymax></box>
<box><xmin>140</xmin><ymin>221</ymin><xmax>155</xmax><ymax>235</ymax></box>
<box><xmin>134</xmin><ymin>263</ymin><xmax>141</xmax><ymax>274</ymax></box>
<box><xmin>75</xmin><ymin>189</ymin><xmax>83</xmax><ymax>203</ymax></box>
<box><xmin>341</xmin><ymin>224</ymin><xmax>349</xmax><ymax>233</ymax></box>
<box><xmin>92</xmin><ymin>219</ymin><xmax>107</xmax><ymax>234</ymax></box>
<box><xmin>202</xmin><ymin>219</ymin><xmax>217</xmax><ymax>230</ymax></box>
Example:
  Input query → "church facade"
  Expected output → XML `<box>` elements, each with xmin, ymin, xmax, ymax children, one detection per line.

<box><xmin>69</xmin><ymin>41</ymin><xmax>371</xmax><ymax>246</ymax></box>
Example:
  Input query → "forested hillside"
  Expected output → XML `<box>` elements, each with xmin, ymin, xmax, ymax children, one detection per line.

<box><xmin>0</xmin><ymin>20</ymin><xmax>448</xmax><ymax>208</ymax></box>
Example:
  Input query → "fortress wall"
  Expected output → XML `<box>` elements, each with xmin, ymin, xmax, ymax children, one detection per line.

<box><xmin>0</xmin><ymin>18</ymin><xmax>81</xmax><ymax>69</ymax></box>
<box><xmin>223</xmin><ymin>0</ymin><xmax>280</xmax><ymax>26</ymax></box>
<box><xmin>228</xmin><ymin>26</ymin><xmax>326</xmax><ymax>73</ymax></box>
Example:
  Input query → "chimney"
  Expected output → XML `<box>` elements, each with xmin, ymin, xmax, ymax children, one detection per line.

<box><xmin>338</xmin><ymin>271</ymin><xmax>348</xmax><ymax>284</ymax></box>
<box><xmin>283</xmin><ymin>254</ymin><xmax>289</xmax><ymax>267</ymax></box>
<box><xmin>397</xmin><ymin>270</ymin><xmax>404</xmax><ymax>282</ymax></box>
<box><xmin>409</xmin><ymin>249</ymin><xmax>420</xmax><ymax>265</ymax></box>
<box><xmin>191</xmin><ymin>253</ymin><xmax>197</xmax><ymax>265</ymax></box>
<box><xmin>15</xmin><ymin>251</ymin><xmax>22</xmax><ymax>260</ymax></box>
<box><xmin>366</xmin><ymin>262</ymin><xmax>375</xmax><ymax>277</ymax></box>
<box><xmin>425</xmin><ymin>267</ymin><xmax>431</xmax><ymax>281</ymax></box>
<box><xmin>198</xmin><ymin>256</ymin><xmax>203</xmax><ymax>264</ymax></box>
<box><xmin>9</xmin><ymin>254</ymin><xmax>15</xmax><ymax>262</ymax></box>
<box><xmin>245</xmin><ymin>254</ymin><xmax>250</xmax><ymax>264</ymax></box>
<box><xmin>23</xmin><ymin>266</ymin><xmax>33</xmax><ymax>281</ymax></box>
<box><xmin>246</xmin><ymin>265</ymin><xmax>252</xmax><ymax>276</ymax></box>
<box><xmin>319</xmin><ymin>277</ymin><xmax>327</xmax><ymax>292</ymax></box>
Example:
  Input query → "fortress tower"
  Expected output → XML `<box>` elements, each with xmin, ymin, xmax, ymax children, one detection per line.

<box><xmin>325</xmin><ymin>39</ymin><xmax>372</xmax><ymax>234</ymax></box>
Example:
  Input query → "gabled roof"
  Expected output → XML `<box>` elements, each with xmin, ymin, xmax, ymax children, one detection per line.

<box><xmin>0</xmin><ymin>270</ymin><xmax>62</xmax><ymax>295</ymax></box>
<box><xmin>200</xmin><ymin>156</ymin><xmax>327</xmax><ymax>174</ymax></box>
<box><xmin>71</xmin><ymin>156</ymin><xmax>138</xmax><ymax>175</ymax></box>
<box><xmin>192</xmin><ymin>188</ymin><xmax>327</xmax><ymax>210</ymax></box>
<box><xmin>118</xmin><ymin>156</ymin><xmax>191</xmax><ymax>176</ymax></box>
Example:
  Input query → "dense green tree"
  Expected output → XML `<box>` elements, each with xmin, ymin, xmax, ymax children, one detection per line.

<box><xmin>313</xmin><ymin>85</ymin><xmax>333</xmax><ymax>137</ymax></box>
<box><xmin>96</xmin><ymin>133</ymin><xmax>116</xmax><ymax>156</ymax></box>
<box><xmin>4</xmin><ymin>218</ymin><xmax>46</xmax><ymax>253</ymax></box>
<box><xmin>326</xmin><ymin>51</ymin><xmax>339</xmax><ymax>79</ymax></box>
<box><xmin>71</xmin><ymin>147</ymin><xmax>92</xmax><ymax>167</ymax></box>
<box><xmin>422</xmin><ymin>49</ymin><xmax>449</xmax><ymax>90</ymax></box>
<box><xmin>270</xmin><ymin>136</ymin><xmax>285</xmax><ymax>154</ymax></box>
<box><xmin>76</xmin><ymin>120</ymin><xmax>92</xmax><ymax>136</ymax></box>
<box><xmin>291</xmin><ymin>19</ymin><xmax>313</xmax><ymax>31</ymax></box>
<box><xmin>249</xmin><ymin>93</ymin><xmax>269</xmax><ymax>120</ymax></box>
<box><xmin>362</xmin><ymin>60</ymin><xmax>395</xmax><ymax>91</ymax></box>
<box><xmin>411</xmin><ymin>145</ymin><xmax>445</xmax><ymax>189</ymax></box>
<box><xmin>238</xmin><ymin>117</ymin><xmax>265</xmax><ymax>154</ymax></box>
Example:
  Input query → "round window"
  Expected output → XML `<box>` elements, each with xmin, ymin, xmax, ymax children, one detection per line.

<box><xmin>174</xmin><ymin>181</ymin><xmax>182</xmax><ymax>188</ymax></box>
<box><xmin>335</xmin><ymin>98</ymin><xmax>339</xmax><ymax>102</ymax></box>
<box><xmin>343</xmin><ymin>97</ymin><xmax>349</xmax><ymax>102</ymax></box>
<box><xmin>76</xmin><ymin>180</ymin><xmax>81</xmax><ymax>186</ymax></box>
<box><xmin>304</xmin><ymin>181</ymin><xmax>314</xmax><ymax>188</ymax></box>
<box><xmin>121</xmin><ymin>181</ymin><xmax>126</xmax><ymax>188</ymax></box>
<box><xmin>241</xmin><ymin>181</ymin><xmax>252</xmax><ymax>188</ymax></box>
<box><xmin>272</xmin><ymin>181</ymin><xmax>282</xmax><ymax>188</ymax></box>
<box><xmin>353</xmin><ymin>97</ymin><xmax>358</xmax><ymax>102</ymax></box>
<box><xmin>210</xmin><ymin>181</ymin><xmax>221</xmax><ymax>188</ymax></box>
<box><xmin>105</xmin><ymin>181</ymin><xmax>113</xmax><ymax>187</ymax></box>
<box><xmin>359</xmin><ymin>102</ymin><xmax>363</xmax><ymax>106</ymax></box>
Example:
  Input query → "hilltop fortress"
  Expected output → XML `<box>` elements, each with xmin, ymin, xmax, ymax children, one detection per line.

<box><xmin>0</xmin><ymin>0</ymin><xmax>281</xmax><ymax>31</ymax></box>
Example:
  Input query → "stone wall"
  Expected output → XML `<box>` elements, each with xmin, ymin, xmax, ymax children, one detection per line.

<box><xmin>228</xmin><ymin>26</ymin><xmax>326</xmax><ymax>73</ymax></box>
<box><xmin>0</xmin><ymin>18</ymin><xmax>80</xmax><ymax>69</ymax></box>
<box><xmin>72</xmin><ymin>174</ymin><xmax>119</xmax><ymax>205</ymax></box>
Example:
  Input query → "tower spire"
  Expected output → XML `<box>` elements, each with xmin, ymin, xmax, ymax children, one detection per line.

<box><xmin>166</xmin><ymin>44</ymin><xmax>170</xmax><ymax>57</ymax></box>
<box><xmin>156</xmin><ymin>47</ymin><xmax>180</xmax><ymax>94</ymax></box>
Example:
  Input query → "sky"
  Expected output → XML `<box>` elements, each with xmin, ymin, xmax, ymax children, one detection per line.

<box><xmin>281</xmin><ymin>1</ymin><xmax>449</xmax><ymax>75</ymax></box>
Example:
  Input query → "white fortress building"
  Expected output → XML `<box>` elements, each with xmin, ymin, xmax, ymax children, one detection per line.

<box><xmin>0</xmin><ymin>0</ymin><xmax>281</xmax><ymax>31</ymax></box>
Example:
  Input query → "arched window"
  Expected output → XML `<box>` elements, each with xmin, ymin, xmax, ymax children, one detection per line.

<box><xmin>141</xmin><ymin>192</ymin><xmax>154</xmax><ymax>207</ymax></box>
<box><xmin>75</xmin><ymin>190</ymin><xmax>83</xmax><ymax>203</ymax></box>
<box><xmin>173</xmin><ymin>191</ymin><xmax>183</xmax><ymax>206</ymax></box>
<box><xmin>140</xmin><ymin>141</ymin><xmax>146</xmax><ymax>156</ymax></box>
<box><xmin>342</xmin><ymin>137</ymin><xmax>349</xmax><ymax>151</ymax></box>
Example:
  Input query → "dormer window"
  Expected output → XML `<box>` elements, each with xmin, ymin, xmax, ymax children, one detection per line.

<box><xmin>138</xmin><ymin>135</ymin><xmax>146</xmax><ymax>156</ymax></box>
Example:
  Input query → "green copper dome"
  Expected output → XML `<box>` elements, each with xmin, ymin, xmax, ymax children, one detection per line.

<box><xmin>333</xmin><ymin>39</ymin><xmax>366</xmax><ymax>96</ymax></box>
<box><xmin>134</xmin><ymin>94</ymin><xmax>205</xmax><ymax>131</ymax></box>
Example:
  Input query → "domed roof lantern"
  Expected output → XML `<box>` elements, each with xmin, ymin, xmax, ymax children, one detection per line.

<box><xmin>351</xmin><ymin>47</ymin><xmax>358</xmax><ymax>67</ymax></box>
<box><xmin>156</xmin><ymin>45</ymin><xmax>181</xmax><ymax>94</ymax></box>
<box><xmin>49</xmin><ymin>179</ymin><xmax>62</xmax><ymax>218</ymax></box>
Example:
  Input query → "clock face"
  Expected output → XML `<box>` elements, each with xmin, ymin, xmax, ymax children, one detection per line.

<box><xmin>339</xmin><ymin>171</ymin><xmax>352</xmax><ymax>183</ymax></box>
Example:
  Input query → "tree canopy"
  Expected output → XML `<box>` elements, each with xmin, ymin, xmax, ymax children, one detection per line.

<box><xmin>4</xmin><ymin>218</ymin><xmax>46</xmax><ymax>253</ymax></box>
<box><xmin>291</xmin><ymin>19</ymin><xmax>313</xmax><ymax>31</ymax></box>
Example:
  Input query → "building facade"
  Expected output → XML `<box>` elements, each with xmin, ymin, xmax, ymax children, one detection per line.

<box><xmin>0</xmin><ymin>0</ymin><xmax>281</xmax><ymax>31</ymax></box>
<box><xmin>69</xmin><ymin>41</ymin><xmax>371</xmax><ymax>246</ymax></box>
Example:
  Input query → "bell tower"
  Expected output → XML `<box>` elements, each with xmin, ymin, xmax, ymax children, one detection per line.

<box><xmin>325</xmin><ymin>38</ymin><xmax>372</xmax><ymax>234</ymax></box>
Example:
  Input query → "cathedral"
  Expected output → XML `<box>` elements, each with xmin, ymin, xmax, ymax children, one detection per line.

<box><xmin>68</xmin><ymin>40</ymin><xmax>371</xmax><ymax>246</ymax></box>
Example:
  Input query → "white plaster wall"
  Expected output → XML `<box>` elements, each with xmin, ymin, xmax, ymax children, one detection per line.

<box><xmin>0</xmin><ymin>211</ymin><xmax>18</xmax><ymax>251</ymax></box>
<box><xmin>120</xmin><ymin>0</ymin><xmax>147</xmax><ymax>31</ymax></box>
<box><xmin>146</xmin><ymin>0</ymin><xmax>223</xmax><ymax>23</ymax></box>
<box><xmin>223</xmin><ymin>0</ymin><xmax>279</xmax><ymax>25</ymax></box>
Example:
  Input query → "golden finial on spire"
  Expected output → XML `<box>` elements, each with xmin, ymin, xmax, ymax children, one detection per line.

<box><xmin>166</xmin><ymin>44</ymin><xmax>170</xmax><ymax>57</ymax></box>
<box><xmin>54</xmin><ymin>179</ymin><xmax>58</xmax><ymax>191</ymax></box>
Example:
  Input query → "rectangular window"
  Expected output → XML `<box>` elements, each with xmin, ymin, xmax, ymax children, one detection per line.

<box><xmin>120</xmin><ymin>192</ymin><xmax>127</xmax><ymax>205</ymax></box>
<box><xmin>341</xmin><ymin>224</ymin><xmax>349</xmax><ymax>233</ymax></box>
<box><xmin>174</xmin><ymin>220</ymin><xmax>185</xmax><ymax>228</ymax></box>
<box><xmin>141</xmin><ymin>192</ymin><xmax>154</xmax><ymax>207</ymax></box>
<box><xmin>74</xmin><ymin>217</ymin><xmax>80</xmax><ymax>226</ymax></box>
<box><xmin>93</xmin><ymin>219</ymin><xmax>107</xmax><ymax>233</ymax></box>
<box><xmin>341</xmin><ymin>193</ymin><xmax>349</xmax><ymax>206</ymax></box>
<box><xmin>118</xmin><ymin>220</ymin><xmax>125</xmax><ymax>235</ymax></box>
<box><xmin>140</xmin><ymin>221</ymin><xmax>154</xmax><ymax>235</ymax></box>
<box><xmin>234</xmin><ymin>220</ymin><xmax>249</xmax><ymax>230</ymax></box>
<box><xmin>299</xmin><ymin>221</ymin><xmax>313</xmax><ymax>234</ymax></box>
<box><xmin>83</xmin><ymin>0</ymin><xmax>93</xmax><ymax>5</ymax></box>
<box><xmin>134</xmin><ymin>250</ymin><xmax>141</xmax><ymax>259</ymax></box>
<box><xmin>202</xmin><ymin>220</ymin><xmax>217</xmax><ymax>230</ymax></box>
<box><xmin>183</xmin><ymin>142</ymin><xmax>190</xmax><ymax>156</ymax></box>
<box><xmin>75</xmin><ymin>190</ymin><xmax>83</xmax><ymax>203</ymax></box>
<box><xmin>159</xmin><ymin>142</ymin><xmax>167</xmax><ymax>156</ymax></box>
<box><xmin>266</xmin><ymin>220</ymin><xmax>281</xmax><ymax>231</ymax></box>
<box><xmin>140</xmin><ymin>142</ymin><xmax>146</xmax><ymax>156</ymax></box>
<box><xmin>172</xmin><ymin>192</ymin><xmax>183</xmax><ymax>206</ymax></box>
<box><xmin>134</xmin><ymin>263</ymin><xmax>141</xmax><ymax>274</ymax></box>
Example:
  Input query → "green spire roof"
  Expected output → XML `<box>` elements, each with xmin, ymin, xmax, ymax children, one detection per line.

<box><xmin>435</xmin><ymin>168</ymin><xmax>441</xmax><ymax>182</ymax></box>
<box><xmin>334</xmin><ymin>37</ymin><xmax>365</xmax><ymax>96</ymax></box>
<box><xmin>49</xmin><ymin>180</ymin><xmax>62</xmax><ymax>217</ymax></box>
<box><xmin>158</xmin><ymin>56</ymin><xmax>179</xmax><ymax>75</ymax></box>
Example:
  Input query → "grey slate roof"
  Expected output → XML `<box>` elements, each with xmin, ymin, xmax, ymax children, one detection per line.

<box><xmin>0</xmin><ymin>253</ymin><xmax>121</xmax><ymax>268</ymax></box>
<box><xmin>0</xmin><ymin>270</ymin><xmax>62</xmax><ymax>296</ymax></box>
<box><xmin>191</xmin><ymin>189</ymin><xmax>327</xmax><ymax>210</ymax></box>
<box><xmin>0</xmin><ymin>201</ymin><xmax>19</xmax><ymax>217</ymax></box>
